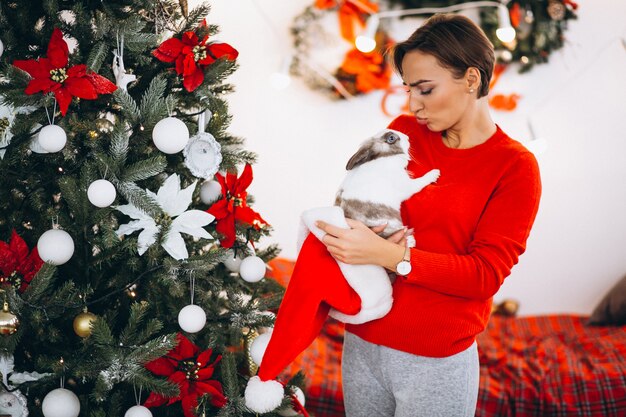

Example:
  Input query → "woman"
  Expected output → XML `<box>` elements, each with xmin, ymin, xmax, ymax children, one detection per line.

<box><xmin>316</xmin><ymin>13</ymin><xmax>542</xmax><ymax>417</ymax></box>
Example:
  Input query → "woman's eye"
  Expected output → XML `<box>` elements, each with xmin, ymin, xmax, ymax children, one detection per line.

<box><xmin>420</xmin><ymin>89</ymin><xmax>433</xmax><ymax>95</ymax></box>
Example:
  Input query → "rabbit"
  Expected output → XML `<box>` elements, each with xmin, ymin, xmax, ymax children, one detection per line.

<box><xmin>335</xmin><ymin>128</ymin><xmax>440</xmax><ymax>240</ymax></box>
<box><xmin>296</xmin><ymin>128</ymin><xmax>439</xmax><ymax>325</ymax></box>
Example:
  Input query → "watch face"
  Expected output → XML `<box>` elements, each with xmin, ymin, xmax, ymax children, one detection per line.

<box><xmin>397</xmin><ymin>261</ymin><xmax>412</xmax><ymax>276</ymax></box>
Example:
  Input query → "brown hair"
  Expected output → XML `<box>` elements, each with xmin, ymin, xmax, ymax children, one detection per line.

<box><xmin>390</xmin><ymin>14</ymin><xmax>495</xmax><ymax>98</ymax></box>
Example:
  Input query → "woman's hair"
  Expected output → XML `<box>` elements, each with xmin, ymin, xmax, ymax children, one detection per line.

<box><xmin>390</xmin><ymin>14</ymin><xmax>495</xmax><ymax>98</ymax></box>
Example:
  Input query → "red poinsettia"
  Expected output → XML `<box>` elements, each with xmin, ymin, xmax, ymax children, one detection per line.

<box><xmin>144</xmin><ymin>333</ymin><xmax>227</xmax><ymax>417</ymax></box>
<box><xmin>206</xmin><ymin>164</ymin><xmax>269</xmax><ymax>249</ymax></box>
<box><xmin>153</xmin><ymin>28</ymin><xmax>238</xmax><ymax>92</ymax></box>
<box><xmin>13</xmin><ymin>28</ymin><xmax>117</xmax><ymax>116</ymax></box>
<box><xmin>0</xmin><ymin>230</ymin><xmax>44</xmax><ymax>293</ymax></box>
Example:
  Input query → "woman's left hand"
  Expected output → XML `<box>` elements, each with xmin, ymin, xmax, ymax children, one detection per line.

<box><xmin>316</xmin><ymin>218</ymin><xmax>395</xmax><ymax>265</ymax></box>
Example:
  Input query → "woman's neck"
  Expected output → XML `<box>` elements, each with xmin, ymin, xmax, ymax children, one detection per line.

<box><xmin>442</xmin><ymin>100</ymin><xmax>496</xmax><ymax>149</ymax></box>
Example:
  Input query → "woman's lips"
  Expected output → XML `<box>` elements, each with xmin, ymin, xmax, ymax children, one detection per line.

<box><xmin>416</xmin><ymin>116</ymin><xmax>428</xmax><ymax>125</ymax></box>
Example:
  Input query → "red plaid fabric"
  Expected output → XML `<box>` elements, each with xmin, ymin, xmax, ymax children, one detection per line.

<box><xmin>476</xmin><ymin>315</ymin><xmax>626</xmax><ymax>417</ymax></box>
<box><xmin>268</xmin><ymin>260</ymin><xmax>626</xmax><ymax>417</ymax></box>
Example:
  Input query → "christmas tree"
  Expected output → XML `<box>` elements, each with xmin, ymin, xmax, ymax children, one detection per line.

<box><xmin>0</xmin><ymin>1</ymin><xmax>300</xmax><ymax>416</ymax></box>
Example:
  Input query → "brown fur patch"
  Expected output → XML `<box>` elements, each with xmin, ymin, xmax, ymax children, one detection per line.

<box><xmin>335</xmin><ymin>198</ymin><xmax>402</xmax><ymax>237</ymax></box>
<box><xmin>345</xmin><ymin>138</ymin><xmax>404</xmax><ymax>170</ymax></box>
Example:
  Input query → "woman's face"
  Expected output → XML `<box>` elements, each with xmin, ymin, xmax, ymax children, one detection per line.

<box><xmin>401</xmin><ymin>50</ymin><xmax>472</xmax><ymax>132</ymax></box>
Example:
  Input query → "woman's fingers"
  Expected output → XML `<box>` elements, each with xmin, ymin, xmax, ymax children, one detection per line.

<box><xmin>315</xmin><ymin>221</ymin><xmax>345</xmax><ymax>238</ymax></box>
<box><xmin>387</xmin><ymin>227</ymin><xmax>408</xmax><ymax>247</ymax></box>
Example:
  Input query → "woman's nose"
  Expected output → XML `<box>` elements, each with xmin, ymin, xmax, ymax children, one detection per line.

<box><xmin>408</xmin><ymin>92</ymin><xmax>423</xmax><ymax>114</ymax></box>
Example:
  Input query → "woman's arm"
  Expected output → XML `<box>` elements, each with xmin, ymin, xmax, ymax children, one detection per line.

<box><xmin>317</xmin><ymin>152</ymin><xmax>541</xmax><ymax>301</ymax></box>
<box><xmin>402</xmin><ymin>153</ymin><xmax>541</xmax><ymax>300</ymax></box>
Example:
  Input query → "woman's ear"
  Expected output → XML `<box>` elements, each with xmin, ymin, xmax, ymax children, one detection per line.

<box><xmin>346</xmin><ymin>146</ymin><xmax>374</xmax><ymax>170</ymax></box>
<box><xmin>466</xmin><ymin>67</ymin><xmax>481</xmax><ymax>92</ymax></box>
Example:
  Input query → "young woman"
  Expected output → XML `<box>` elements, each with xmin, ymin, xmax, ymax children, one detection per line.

<box><xmin>316</xmin><ymin>14</ymin><xmax>542</xmax><ymax>417</ymax></box>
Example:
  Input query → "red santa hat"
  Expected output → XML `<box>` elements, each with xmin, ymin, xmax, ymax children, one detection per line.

<box><xmin>244</xmin><ymin>206</ymin><xmax>394</xmax><ymax>413</ymax></box>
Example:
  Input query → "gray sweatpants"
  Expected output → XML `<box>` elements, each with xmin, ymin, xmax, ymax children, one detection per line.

<box><xmin>342</xmin><ymin>331</ymin><xmax>479</xmax><ymax>417</ymax></box>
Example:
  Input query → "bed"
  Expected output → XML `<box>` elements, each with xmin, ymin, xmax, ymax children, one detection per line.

<box><xmin>268</xmin><ymin>260</ymin><xmax>626</xmax><ymax>417</ymax></box>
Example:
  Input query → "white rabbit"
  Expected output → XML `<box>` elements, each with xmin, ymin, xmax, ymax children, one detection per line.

<box><xmin>335</xmin><ymin>128</ymin><xmax>440</xmax><ymax>239</ymax></box>
<box><xmin>298</xmin><ymin>129</ymin><xmax>439</xmax><ymax>324</ymax></box>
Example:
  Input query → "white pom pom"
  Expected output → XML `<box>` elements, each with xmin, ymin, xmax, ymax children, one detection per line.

<box><xmin>42</xmin><ymin>388</ymin><xmax>80</xmax><ymax>417</ymax></box>
<box><xmin>124</xmin><ymin>405</ymin><xmax>153</xmax><ymax>417</ymax></box>
<box><xmin>152</xmin><ymin>117</ymin><xmax>189</xmax><ymax>154</ymax></box>
<box><xmin>223</xmin><ymin>250</ymin><xmax>243</xmax><ymax>272</ymax></box>
<box><xmin>239</xmin><ymin>256</ymin><xmax>266</xmax><ymax>283</ymax></box>
<box><xmin>199</xmin><ymin>180</ymin><xmax>222</xmax><ymax>204</ymax></box>
<box><xmin>0</xmin><ymin>39</ymin><xmax>4</xmax><ymax>58</ymax></box>
<box><xmin>87</xmin><ymin>179</ymin><xmax>117</xmax><ymax>208</ymax></box>
<box><xmin>38</xmin><ymin>124</ymin><xmax>67</xmax><ymax>153</ymax></box>
<box><xmin>278</xmin><ymin>386</ymin><xmax>306</xmax><ymax>417</ymax></box>
<box><xmin>37</xmin><ymin>229</ymin><xmax>75</xmax><ymax>265</ymax></box>
<box><xmin>250</xmin><ymin>329</ymin><xmax>273</xmax><ymax>366</ymax></box>
<box><xmin>178</xmin><ymin>304</ymin><xmax>206</xmax><ymax>333</ymax></box>
<box><xmin>245</xmin><ymin>376</ymin><xmax>284</xmax><ymax>413</ymax></box>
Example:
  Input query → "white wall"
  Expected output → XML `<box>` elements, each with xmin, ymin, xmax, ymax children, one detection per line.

<box><xmin>204</xmin><ymin>0</ymin><xmax>626</xmax><ymax>316</ymax></box>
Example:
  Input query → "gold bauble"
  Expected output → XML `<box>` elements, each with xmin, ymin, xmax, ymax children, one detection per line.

<box><xmin>73</xmin><ymin>308</ymin><xmax>97</xmax><ymax>338</ymax></box>
<box><xmin>0</xmin><ymin>301</ymin><xmax>19</xmax><ymax>335</ymax></box>
<box><xmin>244</xmin><ymin>329</ymin><xmax>259</xmax><ymax>376</ymax></box>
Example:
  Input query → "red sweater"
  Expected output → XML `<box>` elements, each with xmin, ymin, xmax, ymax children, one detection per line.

<box><xmin>346</xmin><ymin>115</ymin><xmax>542</xmax><ymax>357</ymax></box>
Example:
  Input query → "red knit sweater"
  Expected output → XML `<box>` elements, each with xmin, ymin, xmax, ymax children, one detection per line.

<box><xmin>346</xmin><ymin>115</ymin><xmax>542</xmax><ymax>357</ymax></box>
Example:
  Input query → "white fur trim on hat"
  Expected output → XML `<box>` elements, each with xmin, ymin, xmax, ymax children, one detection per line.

<box><xmin>299</xmin><ymin>206</ymin><xmax>393</xmax><ymax>324</ymax></box>
<box><xmin>245</xmin><ymin>376</ymin><xmax>284</xmax><ymax>413</ymax></box>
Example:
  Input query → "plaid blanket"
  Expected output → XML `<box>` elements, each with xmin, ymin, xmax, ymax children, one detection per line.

<box><xmin>477</xmin><ymin>315</ymin><xmax>626</xmax><ymax>417</ymax></box>
<box><xmin>269</xmin><ymin>260</ymin><xmax>626</xmax><ymax>417</ymax></box>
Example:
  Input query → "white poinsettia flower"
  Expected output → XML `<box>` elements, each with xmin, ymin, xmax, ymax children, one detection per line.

<box><xmin>115</xmin><ymin>174</ymin><xmax>215</xmax><ymax>260</ymax></box>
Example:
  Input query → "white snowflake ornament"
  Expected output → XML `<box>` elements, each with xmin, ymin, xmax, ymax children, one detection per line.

<box><xmin>115</xmin><ymin>174</ymin><xmax>215</xmax><ymax>260</ymax></box>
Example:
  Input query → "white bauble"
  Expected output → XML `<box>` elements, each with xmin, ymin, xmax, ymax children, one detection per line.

<box><xmin>277</xmin><ymin>387</ymin><xmax>306</xmax><ymax>417</ymax></box>
<box><xmin>124</xmin><ymin>405</ymin><xmax>153</xmax><ymax>417</ymax></box>
<box><xmin>239</xmin><ymin>256</ymin><xmax>266</xmax><ymax>283</ymax></box>
<box><xmin>37</xmin><ymin>229</ymin><xmax>75</xmax><ymax>265</ymax></box>
<box><xmin>152</xmin><ymin>117</ymin><xmax>189</xmax><ymax>154</ymax></box>
<box><xmin>199</xmin><ymin>180</ymin><xmax>222</xmax><ymax>205</ymax></box>
<box><xmin>42</xmin><ymin>388</ymin><xmax>80</xmax><ymax>417</ymax></box>
<box><xmin>38</xmin><ymin>124</ymin><xmax>67</xmax><ymax>153</ymax></box>
<box><xmin>223</xmin><ymin>250</ymin><xmax>243</xmax><ymax>272</ymax></box>
<box><xmin>0</xmin><ymin>39</ymin><xmax>3</xmax><ymax>58</ymax></box>
<box><xmin>87</xmin><ymin>179</ymin><xmax>116</xmax><ymax>208</ymax></box>
<box><xmin>250</xmin><ymin>329</ymin><xmax>272</xmax><ymax>366</ymax></box>
<box><xmin>178</xmin><ymin>304</ymin><xmax>206</xmax><ymax>333</ymax></box>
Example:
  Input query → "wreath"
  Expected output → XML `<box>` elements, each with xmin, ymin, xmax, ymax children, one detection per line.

<box><xmin>290</xmin><ymin>0</ymin><xmax>578</xmax><ymax>109</ymax></box>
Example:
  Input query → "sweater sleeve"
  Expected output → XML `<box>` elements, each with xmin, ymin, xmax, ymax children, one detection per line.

<box><xmin>402</xmin><ymin>152</ymin><xmax>542</xmax><ymax>300</ymax></box>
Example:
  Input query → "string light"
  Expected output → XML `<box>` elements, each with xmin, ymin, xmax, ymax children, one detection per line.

<box><xmin>270</xmin><ymin>56</ymin><xmax>293</xmax><ymax>90</ymax></box>
<box><xmin>356</xmin><ymin>1</ymin><xmax>516</xmax><ymax>53</ymax></box>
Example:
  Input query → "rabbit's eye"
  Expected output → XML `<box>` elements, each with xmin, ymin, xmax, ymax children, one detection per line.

<box><xmin>384</xmin><ymin>132</ymin><xmax>399</xmax><ymax>144</ymax></box>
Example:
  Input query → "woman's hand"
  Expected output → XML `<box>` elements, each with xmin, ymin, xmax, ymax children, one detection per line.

<box><xmin>316</xmin><ymin>219</ymin><xmax>405</xmax><ymax>269</ymax></box>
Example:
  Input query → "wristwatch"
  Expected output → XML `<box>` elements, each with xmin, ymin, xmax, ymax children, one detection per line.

<box><xmin>396</xmin><ymin>246</ymin><xmax>412</xmax><ymax>276</ymax></box>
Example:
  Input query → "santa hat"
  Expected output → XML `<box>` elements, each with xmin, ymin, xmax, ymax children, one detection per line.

<box><xmin>244</xmin><ymin>206</ymin><xmax>393</xmax><ymax>413</ymax></box>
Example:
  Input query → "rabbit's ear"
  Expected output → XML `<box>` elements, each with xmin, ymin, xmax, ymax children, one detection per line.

<box><xmin>346</xmin><ymin>143</ymin><xmax>375</xmax><ymax>170</ymax></box>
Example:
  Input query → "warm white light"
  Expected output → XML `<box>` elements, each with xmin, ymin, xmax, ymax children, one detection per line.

<box><xmin>355</xmin><ymin>36</ymin><xmax>377</xmax><ymax>53</ymax></box>
<box><xmin>270</xmin><ymin>56</ymin><xmax>293</xmax><ymax>90</ymax></box>
<box><xmin>355</xmin><ymin>14</ymin><xmax>379</xmax><ymax>53</ymax></box>
<box><xmin>270</xmin><ymin>72</ymin><xmax>291</xmax><ymax>90</ymax></box>
<box><xmin>496</xmin><ymin>4</ymin><xmax>516</xmax><ymax>43</ymax></box>
<box><xmin>496</xmin><ymin>27</ymin><xmax>516</xmax><ymax>43</ymax></box>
